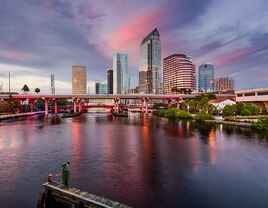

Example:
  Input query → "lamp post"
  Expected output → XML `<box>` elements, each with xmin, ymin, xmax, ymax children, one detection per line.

<box><xmin>8</xmin><ymin>72</ymin><xmax>11</xmax><ymax>97</ymax></box>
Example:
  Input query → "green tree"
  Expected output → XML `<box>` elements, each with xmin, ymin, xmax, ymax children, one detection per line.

<box><xmin>222</xmin><ymin>105</ymin><xmax>236</xmax><ymax>117</ymax></box>
<box><xmin>196</xmin><ymin>97</ymin><xmax>209</xmax><ymax>112</ymax></box>
<box><xmin>21</xmin><ymin>84</ymin><xmax>30</xmax><ymax>93</ymax></box>
<box><xmin>35</xmin><ymin>88</ymin><xmax>40</xmax><ymax>94</ymax></box>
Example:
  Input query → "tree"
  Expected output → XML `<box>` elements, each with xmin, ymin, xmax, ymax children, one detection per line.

<box><xmin>21</xmin><ymin>84</ymin><xmax>30</xmax><ymax>94</ymax></box>
<box><xmin>196</xmin><ymin>97</ymin><xmax>209</xmax><ymax>112</ymax></box>
<box><xmin>35</xmin><ymin>88</ymin><xmax>40</xmax><ymax>94</ymax></box>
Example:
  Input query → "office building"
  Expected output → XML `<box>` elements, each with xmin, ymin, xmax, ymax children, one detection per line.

<box><xmin>113</xmin><ymin>52</ymin><xmax>128</xmax><ymax>94</ymax></box>
<box><xmin>95</xmin><ymin>82</ymin><xmax>107</xmax><ymax>94</ymax></box>
<box><xmin>138</xmin><ymin>28</ymin><xmax>162</xmax><ymax>94</ymax></box>
<box><xmin>213</xmin><ymin>77</ymin><xmax>234</xmax><ymax>93</ymax></box>
<box><xmin>72</xmin><ymin>65</ymin><xmax>87</xmax><ymax>94</ymax></box>
<box><xmin>107</xmin><ymin>68</ymin><xmax>113</xmax><ymax>94</ymax></box>
<box><xmin>198</xmin><ymin>63</ymin><xmax>214</xmax><ymax>92</ymax></box>
<box><xmin>163</xmin><ymin>54</ymin><xmax>196</xmax><ymax>94</ymax></box>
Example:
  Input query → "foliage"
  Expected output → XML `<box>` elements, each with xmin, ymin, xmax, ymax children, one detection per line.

<box><xmin>0</xmin><ymin>98</ymin><xmax>22</xmax><ymax>114</ymax></box>
<box><xmin>171</xmin><ymin>87</ymin><xmax>192</xmax><ymax>94</ymax></box>
<box><xmin>35</xmin><ymin>88</ymin><xmax>40</xmax><ymax>94</ymax></box>
<box><xmin>222</xmin><ymin>103</ymin><xmax>260</xmax><ymax>117</ymax></box>
<box><xmin>222</xmin><ymin>105</ymin><xmax>236</xmax><ymax>117</ymax></box>
<box><xmin>21</xmin><ymin>84</ymin><xmax>30</xmax><ymax>93</ymax></box>
<box><xmin>195</xmin><ymin>111</ymin><xmax>215</xmax><ymax>121</ymax></box>
<box><xmin>252</xmin><ymin>118</ymin><xmax>268</xmax><ymax>132</ymax></box>
<box><xmin>195</xmin><ymin>93</ymin><xmax>216</xmax><ymax>102</ymax></box>
<box><xmin>156</xmin><ymin>108</ymin><xmax>193</xmax><ymax>119</ymax></box>
<box><xmin>154</xmin><ymin>102</ymin><xmax>168</xmax><ymax>109</ymax></box>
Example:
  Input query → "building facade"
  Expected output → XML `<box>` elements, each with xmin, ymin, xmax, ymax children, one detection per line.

<box><xmin>72</xmin><ymin>65</ymin><xmax>87</xmax><ymax>94</ymax></box>
<box><xmin>213</xmin><ymin>77</ymin><xmax>234</xmax><ymax>93</ymax></box>
<box><xmin>107</xmin><ymin>68</ymin><xmax>113</xmax><ymax>94</ymax></box>
<box><xmin>51</xmin><ymin>74</ymin><xmax>55</xmax><ymax>94</ymax></box>
<box><xmin>138</xmin><ymin>28</ymin><xmax>162</xmax><ymax>94</ymax></box>
<box><xmin>95</xmin><ymin>82</ymin><xmax>107</xmax><ymax>94</ymax></box>
<box><xmin>163</xmin><ymin>54</ymin><xmax>196</xmax><ymax>94</ymax></box>
<box><xmin>113</xmin><ymin>52</ymin><xmax>128</xmax><ymax>94</ymax></box>
<box><xmin>198</xmin><ymin>63</ymin><xmax>214</xmax><ymax>92</ymax></box>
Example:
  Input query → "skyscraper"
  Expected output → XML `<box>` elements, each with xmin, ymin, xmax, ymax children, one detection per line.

<box><xmin>163</xmin><ymin>54</ymin><xmax>196</xmax><ymax>94</ymax></box>
<box><xmin>113</xmin><ymin>52</ymin><xmax>128</xmax><ymax>94</ymax></box>
<box><xmin>95</xmin><ymin>82</ymin><xmax>107</xmax><ymax>94</ymax></box>
<box><xmin>198</xmin><ymin>63</ymin><xmax>214</xmax><ymax>92</ymax></box>
<box><xmin>107</xmin><ymin>68</ymin><xmax>113</xmax><ymax>94</ymax></box>
<box><xmin>138</xmin><ymin>28</ymin><xmax>162</xmax><ymax>94</ymax></box>
<box><xmin>51</xmin><ymin>74</ymin><xmax>55</xmax><ymax>94</ymax></box>
<box><xmin>213</xmin><ymin>77</ymin><xmax>234</xmax><ymax>93</ymax></box>
<box><xmin>72</xmin><ymin>65</ymin><xmax>87</xmax><ymax>94</ymax></box>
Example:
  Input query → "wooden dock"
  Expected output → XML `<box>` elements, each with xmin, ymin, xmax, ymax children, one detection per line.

<box><xmin>42</xmin><ymin>182</ymin><xmax>131</xmax><ymax>208</ymax></box>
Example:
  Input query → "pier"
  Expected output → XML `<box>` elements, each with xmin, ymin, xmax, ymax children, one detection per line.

<box><xmin>42</xmin><ymin>182</ymin><xmax>131</xmax><ymax>208</ymax></box>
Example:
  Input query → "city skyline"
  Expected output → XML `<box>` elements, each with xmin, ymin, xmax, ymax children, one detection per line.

<box><xmin>0</xmin><ymin>0</ymin><xmax>267</xmax><ymax>93</ymax></box>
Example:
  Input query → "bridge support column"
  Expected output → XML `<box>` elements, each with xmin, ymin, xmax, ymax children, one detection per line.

<box><xmin>73</xmin><ymin>98</ymin><xmax>77</xmax><ymax>113</ymax></box>
<box><xmin>114</xmin><ymin>98</ymin><xmax>120</xmax><ymax>113</ymax></box>
<box><xmin>168</xmin><ymin>99</ymin><xmax>172</xmax><ymax>109</ymax></box>
<box><xmin>141</xmin><ymin>99</ymin><xmax>144</xmax><ymax>113</ymax></box>
<box><xmin>145</xmin><ymin>98</ymin><xmax>149</xmax><ymax>114</ymax></box>
<box><xmin>43</xmin><ymin>98</ymin><xmax>49</xmax><ymax>116</ymax></box>
<box><xmin>78</xmin><ymin>100</ymin><xmax>82</xmax><ymax>112</ymax></box>
<box><xmin>53</xmin><ymin>98</ymin><xmax>58</xmax><ymax>114</ymax></box>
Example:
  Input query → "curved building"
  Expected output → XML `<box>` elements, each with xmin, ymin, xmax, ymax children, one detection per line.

<box><xmin>163</xmin><ymin>54</ymin><xmax>196</xmax><ymax>94</ymax></box>
<box><xmin>198</xmin><ymin>63</ymin><xmax>214</xmax><ymax>92</ymax></box>
<box><xmin>138</xmin><ymin>28</ymin><xmax>162</xmax><ymax>94</ymax></box>
<box><xmin>72</xmin><ymin>65</ymin><xmax>87</xmax><ymax>94</ymax></box>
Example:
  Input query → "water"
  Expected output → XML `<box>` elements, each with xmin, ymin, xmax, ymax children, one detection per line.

<box><xmin>0</xmin><ymin>113</ymin><xmax>268</xmax><ymax>208</ymax></box>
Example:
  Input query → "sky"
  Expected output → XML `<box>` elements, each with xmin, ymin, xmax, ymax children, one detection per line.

<box><xmin>0</xmin><ymin>0</ymin><xmax>268</xmax><ymax>93</ymax></box>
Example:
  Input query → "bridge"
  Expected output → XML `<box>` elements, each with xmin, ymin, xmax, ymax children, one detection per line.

<box><xmin>0</xmin><ymin>93</ymin><xmax>235</xmax><ymax>115</ymax></box>
<box><xmin>236</xmin><ymin>87</ymin><xmax>268</xmax><ymax>110</ymax></box>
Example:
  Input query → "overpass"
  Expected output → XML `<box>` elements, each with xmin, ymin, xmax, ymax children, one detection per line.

<box><xmin>236</xmin><ymin>87</ymin><xmax>268</xmax><ymax>110</ymax></box>
<box><xmin>0</xmin><ymin>93</ymin><xmax>235</xmax><ymax>115</ymax></box>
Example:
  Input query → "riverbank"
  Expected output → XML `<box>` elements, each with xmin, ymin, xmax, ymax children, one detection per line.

<box><xmin>204</xmin><ymin>119</ymin><xmax>252</xmax><ymax>128</ymax></box>
<box><xmin>0</xmin><ymin>111</ymin><xmax>45</xmax><ymax>121</ymax></box>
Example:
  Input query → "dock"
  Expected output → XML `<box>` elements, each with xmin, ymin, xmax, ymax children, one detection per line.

<box><xmin>42</xmin><ymin>182</ymin><xmax>131</xmax><ymax>208</ymax></box>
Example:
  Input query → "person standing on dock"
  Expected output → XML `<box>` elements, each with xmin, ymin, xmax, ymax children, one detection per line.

<box><xmin>61</xmin><ymin>162</ymin><xmax>70</xmax><ymax>187</ymax></box>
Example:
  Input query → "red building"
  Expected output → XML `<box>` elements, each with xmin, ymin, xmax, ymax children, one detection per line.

<box><xmin>163</xmin><ymin>54</ymin><xmax>196</xmax><ymax>94</ymax></box>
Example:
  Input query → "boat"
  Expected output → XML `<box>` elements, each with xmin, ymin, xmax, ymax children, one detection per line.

<box><xmin>111</xmin><ymin>109</ymin><xmax>128</xmax><ymax>117</ymax></box>
<box><xmin>62</xmin><ymin>110</ymin><xmax>86</xmax><ymax>118</ymax></box>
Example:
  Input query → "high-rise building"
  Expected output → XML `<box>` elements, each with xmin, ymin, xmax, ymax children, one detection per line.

<box><xmin>95</xmin><ymin>82</ymin><xmax>107</xmax><ymax>94</ymax></box>
<box><xmin>198</xmin><ymin>63</ymin><xmax>214</xmax><ymax>92</ymax></box>
<box><xmin>0</xmin><ymin>81</ymin><xmax>3</xmax><ymax>92</ymax></box>
<box><xmin>113</xmin><ymin>52</ymin><xmax>128</xmax><ymax>94</ymax></box>
<box><xmin>163</xmin><ymin>54</ymin><xmax>196</xmax><ymax>94</ymax></box>
<box><xmin>213</xmin><ymin>77</ymin><xmax>234</xmax><ymax>93</ymax></box>
<box><xmin>138</xmin><ymin>28</ymin><xmax>162</xmax><ymax>94</ymax></box>
<box><xmin>51</xmin><ymin>74</ymin><xmax>55</xmax><ymax>94</ymax></box>
<box><xmin>107</xmin><ymin>68</ymin><xmax>113</xmax><ymax>94</ymax></box>
<box><xmin>72</xmin><ymin>65</ymin><xmax>87</xmax><ymax>94</ymax></box>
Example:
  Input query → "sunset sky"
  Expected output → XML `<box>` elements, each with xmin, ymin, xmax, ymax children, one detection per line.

<box><xmin>0</xmin><ymin>0</ymin><xmax>267</xmax><ymax>93</ymax></box>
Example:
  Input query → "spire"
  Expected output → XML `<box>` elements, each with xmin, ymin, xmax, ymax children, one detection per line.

<box><xmin>141</xmin><ymin>28</ymin><xmax>160</xmax><ymax>45</ymax></box>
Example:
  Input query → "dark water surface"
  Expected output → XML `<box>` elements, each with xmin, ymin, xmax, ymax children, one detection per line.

<box><xmin>0</xmin><ymin>113</ymin><xmax>268</xmax><ymax>208</ymax></box>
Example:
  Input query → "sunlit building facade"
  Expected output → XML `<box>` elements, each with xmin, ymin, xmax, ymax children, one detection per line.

<box><xmin>163</xmin><ymin>54</ymin><xmax>196</xmax><ymax>94</ymax></box>
<box><xmin>198</xmin><ymin>63</ymin><xmax>214</xmax><ymax>92</ymax></box>
<box><xmin>213</xmin><ymin>77</ymin><xmax>234</xmax><ymax>93</ymax></box>
<box><xmin>107</xmin><ymin>68</ymin><xmax>113</xmax><ymax>94</ymax></box>
<box><xmin>138</xmin><ymin>28</ymin><xmax>162</xmax><ymax>94</ymax></box>
<box><xmin>113</xmin><ymin>52</ymin><xmax>128</xmax><ymax>94</ymax></box>
<box><xmin>72</xmin><ymin>65</ymin><xmax>87</xmax><ymax>94</ymax></box>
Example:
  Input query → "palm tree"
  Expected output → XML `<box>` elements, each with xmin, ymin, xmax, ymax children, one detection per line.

<box><xmin>35</xmin><ymin>88</ymin><xmax>40</xmax><ymax>94</ymax></box>
<box><xmin>21</xmin><ymin>84</ymin><xmax>30</xmax><ymax>94</ymax></box>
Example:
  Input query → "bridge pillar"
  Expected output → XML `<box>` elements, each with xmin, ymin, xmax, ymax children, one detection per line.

<box><xmin>114</xmin><ymin>98</ymin><xmax>120</xmax><ymax>112</ymax></box>
<box><xmin>141</xmin><ymin>99</ymin><xmax>144</xmax><ymax>113</ymax></box>
<box><xmin>78</xmin><ymin>100</ymin><xmax>82</xmax><ymax>112</ymax></box>
<box><xmin>168</xmin><ymin>99</ymin><xmax>172</xmax><ymax>109</ymax></box>
<box><xmin>145</xmin><ymin>98</ymin><xmax>149</xmax><ymax>114</ymax></box>
<box><xmin>73</xmin><ymin>98</ymin><xmax>77</xmax><ymax>113</ymax></box>
<box><xmin>43</xmin><ymin>98</ymin><xmax>49</xmax><ymax>116</ymax></box>
<box><xmin>53</xmin><ymin>98</ymin><xmax>58</xmax><ymax>114</ymax></box>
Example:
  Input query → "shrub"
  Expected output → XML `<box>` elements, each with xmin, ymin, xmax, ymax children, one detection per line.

<box><xmin>156</xmin><ymin>108</ymin><xmax>192</xmax><ymax>119</ymax></box>
<box><xmin>195</xmin><ymin>111</ymin><xmax>215</xmax><ymax>121</ymax></box>
<box><xmin>252</xmin><ymin>118</ymin><xmax>268</xmax><ymax>132</ymax></box>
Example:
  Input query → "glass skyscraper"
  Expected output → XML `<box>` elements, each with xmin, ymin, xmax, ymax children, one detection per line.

<box><xmin>198</xmin><ymin>63</ymin><xmax>214</xmax><ymax>92</ymax></box>
<box><xmin>107</xmin><ymin>68</ymin><xmax>113</xmax><ymax>94</ymax></box>
<box><xmin>113</xmin><ymin>52</ymin><xmax>128</xmax><ymax>94</ymax></box>
<box><xmin>138</xmin><ymin>28</ymin><xmax>162</xmax><ymax>94</ymax></box>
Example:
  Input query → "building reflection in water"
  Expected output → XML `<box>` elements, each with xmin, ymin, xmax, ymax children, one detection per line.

<box><xmin>208</xmin><ymin>128</ymin><xmax>217</xmax><ymax>165</ymax></box>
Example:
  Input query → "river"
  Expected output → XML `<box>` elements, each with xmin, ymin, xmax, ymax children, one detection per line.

<box><xmin>0</xmin><ymin>113</ymin><xmax>268</xmax><ymax>208</ymax></box>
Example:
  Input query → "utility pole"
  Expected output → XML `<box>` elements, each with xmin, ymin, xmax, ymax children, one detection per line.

<box><xmin>9</xmin><ymin>72</ymin><xmax>11</xmax><ymax>97</ymax></box>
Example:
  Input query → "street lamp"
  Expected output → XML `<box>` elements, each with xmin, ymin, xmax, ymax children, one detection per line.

<box><xmin>8</xmin><ymin>72</ymin><xmax>11</xmax><ymax>97</ymax></box>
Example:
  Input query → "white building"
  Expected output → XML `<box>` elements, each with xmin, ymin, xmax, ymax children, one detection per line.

<box><xmin>209</xmin><ymin>98</ymin><xmax>236</xmax><ymax>110</ymax></box>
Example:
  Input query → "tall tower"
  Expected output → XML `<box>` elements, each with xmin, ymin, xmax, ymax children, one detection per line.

<box><xmin>198</xmin><ymin>63</ymin><xmax>214</xmax><ymax>92</ymax></box>
<box><xmin>107</xmin><ymin>68</ymin><xmax>113</xmax><ymax>94</ymax></box>
<box><xmin>51</xmin><ymin>74</ymin><xmax>55</xmax><ymax>94</ymax></box>
<box><xmin>72</xmin><ymin>65</ymin><xmax>87</xmax><ymax>94</ymax></box>
<box><xmin>113</xmin><ymin>52</ymin><xmax>128</xmax><ymax>94</ymax></box>
<box><xmin>139</xmin><ymin>28</ymin><xmax>162</xmax><ymax>94</ymax></box>
<box><xmin>163</xmin><ymin>54</ymin><xmax>196</xmax><ymax>94</ymax></box>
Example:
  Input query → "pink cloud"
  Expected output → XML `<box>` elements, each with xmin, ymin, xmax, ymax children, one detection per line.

<box><xmin>102</xmin><ymin>7</ymin><xmax>167</xmax><ymax>66</ymax></box>
<box><xmin>1</xmin><ymin>49</ymin><xmax>29</xmax><ymax>61</ymax></box>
